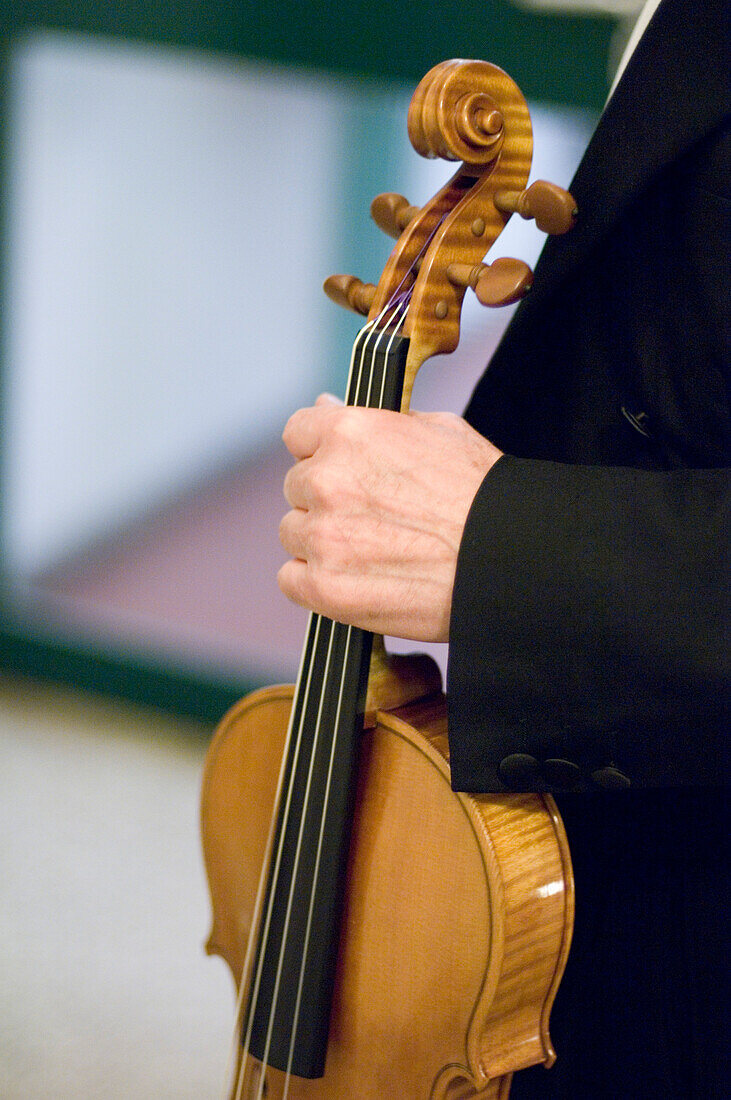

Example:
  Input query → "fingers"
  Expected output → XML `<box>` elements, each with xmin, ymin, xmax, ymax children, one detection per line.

<box><xmin>277</xmin><ymin>557</ymin><xmax>345</xmax><ymax>623</ymax></box>
<box><xmin>277</xmin><ymin>555</ymin><xmax>363</xmax><ymax>628</ymax></box>
<box><xmin>282</xmin><ymin>461</ymin><xmax>308</xmax><ymax>509</ymax></box>
<box><xmin>282</xmin><ymin>394</ymin><xmax>343</xmax><ymax>459</ymax></box>
<box><xmin>278</xmin><ymin>507</ymin><xmax>308</xmax><ymax>560</ymax></box>
<box><xmin>277</xmin><ymin>558</ymin><xmax>312</xmax><ymax>611</ymax></box>
<box><xmin>282</xmin><ymin>405</ymin><xmax>330</xmax><ymax>460</ymax></box>
<box><xmin>277</xmin><ymin>555</ymin><xmax>451</xmax><ymax>642</ymax></box>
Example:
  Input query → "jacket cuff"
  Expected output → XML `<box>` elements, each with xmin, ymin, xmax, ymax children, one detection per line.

<box><xmin>446</xmin><ymin>455</ymin><xmax>729</xmax><ymax>793</ymax></box>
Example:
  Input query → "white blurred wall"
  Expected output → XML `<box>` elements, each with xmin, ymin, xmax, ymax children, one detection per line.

<box><xmin>3</xmin><ymin>34</ymin><xmax>347</xmax><ymax>574</ymax></box>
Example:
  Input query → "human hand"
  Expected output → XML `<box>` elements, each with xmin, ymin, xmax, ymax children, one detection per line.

<box><xmin>278</xmin><ymin>395</ymin><xmax>502</xmax><ymax>641</ymax></box>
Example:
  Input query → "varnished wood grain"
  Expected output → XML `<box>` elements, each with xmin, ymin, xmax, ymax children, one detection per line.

<box><xmin>201</xmin><ymin>684</ymin><xmax>573</xmax><ymax>1098</ymax></box>
<box><xmin>366</xmin><ymin>60</ymin><xmax>533</xmax><ymax>410</ymax></box>
<box><xmin>363</xmin><ymin>634</ymin><xmax>442</xmax><ymax>725</ymax></box>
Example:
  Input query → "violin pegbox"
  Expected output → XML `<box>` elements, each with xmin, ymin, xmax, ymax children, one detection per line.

<box><xmin>324</xmin><ymin>59</ymin><xmax>577</xmax><ymax>408</ymax></box>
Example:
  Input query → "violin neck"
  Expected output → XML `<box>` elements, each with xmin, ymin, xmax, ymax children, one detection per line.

<box><xmin>246</xmin><ymin>327</ymin><xmax>409</xmax><ymax>1077</ymax></box>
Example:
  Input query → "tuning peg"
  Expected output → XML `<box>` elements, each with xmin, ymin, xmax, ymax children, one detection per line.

<box><xmin>371</xmin><ymin>193</ymin><xmax>420</xmax><ymax>238</ymax></box>
<box><xmin>447</xmin><ymin>257</ymin><xmax>533</xmax><ymax>307</ymax></box>
<box><xmin>323</xmin><ymin>274</ymin><xmax>377</xmax><ymax>315</ymax></box>
<box><xmin>493</xmin><ymin>180</ymin><xmax>577</xmax><ymax>235</ymax></box>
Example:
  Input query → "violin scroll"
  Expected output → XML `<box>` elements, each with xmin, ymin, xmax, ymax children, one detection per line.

<box><xmin>407</xmin><ymin>59</ymin><xmax>509</xmax><ymax>165</ymax></box>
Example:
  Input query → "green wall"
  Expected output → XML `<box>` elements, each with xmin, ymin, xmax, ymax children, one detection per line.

<box><xmin>1</xmin><ymin>1</ymin><xmax>615</xmax><ymax>110</ymax></box>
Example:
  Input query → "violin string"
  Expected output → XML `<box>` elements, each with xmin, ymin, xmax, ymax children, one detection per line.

<box><xmin>218</xmin><ymin>615</ymin><xmax>316</xmax><ymax>1100</ymax></box>
<box><xmin>281</xmin><ymin>305</ymin><xmax>410</xmax><ymax>1098</ymax></box>
<box><xmin>231</xmin><ymin>614</ymin><xmax>324</xmax><ymax>1100</ymax></box>
<box><xmin>230</xmin><ymin>317</ymin><xmax>379</xmax><ymax>1100</ymax></box>
<box><xmin>255</xmin><ymin>304</ymin><xmax>405</xmax><ymax>1097</ymax></box>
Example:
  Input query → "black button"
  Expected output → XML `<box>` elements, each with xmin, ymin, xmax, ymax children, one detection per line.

<box><xmin>499</xmin><ymin>753</ymin><xmax>542</xmax><ymax>789</ymax></box>
<box><xmin>544</xmin><ymin>758</ymin><xmax>582</xmax><ymax>790</ymax></box>
<box><xmin>591</xmin><ymin>765</ymin><xmax>631</xmax><ymax>790</ymax></box>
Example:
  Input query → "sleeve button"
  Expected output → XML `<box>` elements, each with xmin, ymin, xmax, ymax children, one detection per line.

<box><xmin>590</xmin><ymin>765</ymin><xmax>631</xmax><ymax>790</ymax></box>
<box><xmin>499</xmin><ymin>753</ymin><xmax>543</xmax><ymax>789</ymax></box>
<box><xmin>543</xmin><ymin>758</ymin><xmax>582</xmax><ymax>789</ymax></box>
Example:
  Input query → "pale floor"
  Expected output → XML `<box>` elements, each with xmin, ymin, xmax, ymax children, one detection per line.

<box><xmin>0</xmin><ymin>674</ymin><xmax>238</xmax><ymax>1100</ymax></box>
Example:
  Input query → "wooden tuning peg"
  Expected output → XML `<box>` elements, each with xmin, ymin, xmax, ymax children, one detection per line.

<box><xmin>447</xmin><ymin>257</ymin><xmax>533</xmax><ymax>307</ymax></box>
<box><xmin>371</xmin><ymin>193</ymin><xmax>420</xmax><ymax>238</ymax></box>
<box><xmin>323</xmin><ymin>274</ymin><xmax>377</xmax><ymax>315</ymax></box>
<box><xmin>493</xmin><ymin>180</ymin><xmax>578</xmax><ymax>235</ymax></box>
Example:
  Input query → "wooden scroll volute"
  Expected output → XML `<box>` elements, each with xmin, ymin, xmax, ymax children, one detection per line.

<box><xmin>368</xmin><ymin>60</ymin><xmax>533</xmax><ymax>407</ymax></box>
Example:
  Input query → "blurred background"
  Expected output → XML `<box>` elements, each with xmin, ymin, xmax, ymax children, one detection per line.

<box><xmin>0</xmin><ymin>2</ymin><xmax>640</xmax><ymax>1096</ymax></box>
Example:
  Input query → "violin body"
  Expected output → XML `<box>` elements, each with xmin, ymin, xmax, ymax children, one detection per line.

<box><xmin>202</xmin><ymin>663</ymin><xmax>573</xmax><ymax>1098</ymax></box>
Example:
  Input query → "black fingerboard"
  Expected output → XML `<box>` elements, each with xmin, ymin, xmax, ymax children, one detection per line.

<box><xmin>245</xmin><ymin>328</ymin><xmax>409</xmax><ymax>1078</ymax></box>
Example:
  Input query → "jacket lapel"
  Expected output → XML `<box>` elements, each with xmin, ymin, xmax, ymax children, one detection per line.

<box><xmin>524</xmin><ymin>0</ymin><xmax>729</xmax><ymax>308</ymax></box>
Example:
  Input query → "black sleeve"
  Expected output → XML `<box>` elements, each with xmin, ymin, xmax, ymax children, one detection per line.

<box><xmin>446</xmin><ymin>454</ymin><xmax>730</xmax><ymax>793</ymax></box>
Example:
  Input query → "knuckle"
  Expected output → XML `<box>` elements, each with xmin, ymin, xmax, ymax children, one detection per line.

<box><xmin>314</xmin><ymin>516</ymin><xmax>353</xmax><ymax>568</ymax></box>
<box><xmin>440</xmin><ymin>411</ymin><xmax>461</xmax><ymax>430</ymax></box>
<box><xmin>308</xmin><ymin>517</ymin><xmax>337</xmax><ymax>564</ymax></box>
<box><xmin>307</xmin><ymin>463</ymin><xmax>339</xmax><ymax>507</ymax></box>
<box><xmin>428</xmin><ymin>410</ymin><xmax>458</xmax><ymax>431</ymax></box>
<box><xmin>306</xmin><ymin>567</ymin><xmax>330</xmax><ymax>611</ymax></box>
<box><xmin>330</xmin><ymin>407</ymin><xmax>361</xmax><ymax>444</ymax></box>
<box><xmin>308</xmin><ymin>566</ymin><xmax>352</xmax><ymax>623</ymax></box>
<box><xmin>279</xmin><ymin>508</ymin><xmax>335</xmax><ymax>567</ymax></box>
<box><xmin>302</xmin><ymin>517</ymin><xmax>323</xmax><ymax>559</ymax></box>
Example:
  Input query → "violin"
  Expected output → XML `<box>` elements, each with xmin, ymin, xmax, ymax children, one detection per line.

<box><xmin>201</xmin><ymin>59</ymin><xmax>577</xmax><ymax>1099</ymax></box>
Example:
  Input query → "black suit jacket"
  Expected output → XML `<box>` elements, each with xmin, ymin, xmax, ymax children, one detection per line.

<box><xmin>445</xmin><ymin>1</ymin><xmax>729</xmax><ymax>1093</ymax></box>
<box><xmin>448</xmin><ymin>0</ymin><xmax>729</xmax><ymax>795</ymax></box>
